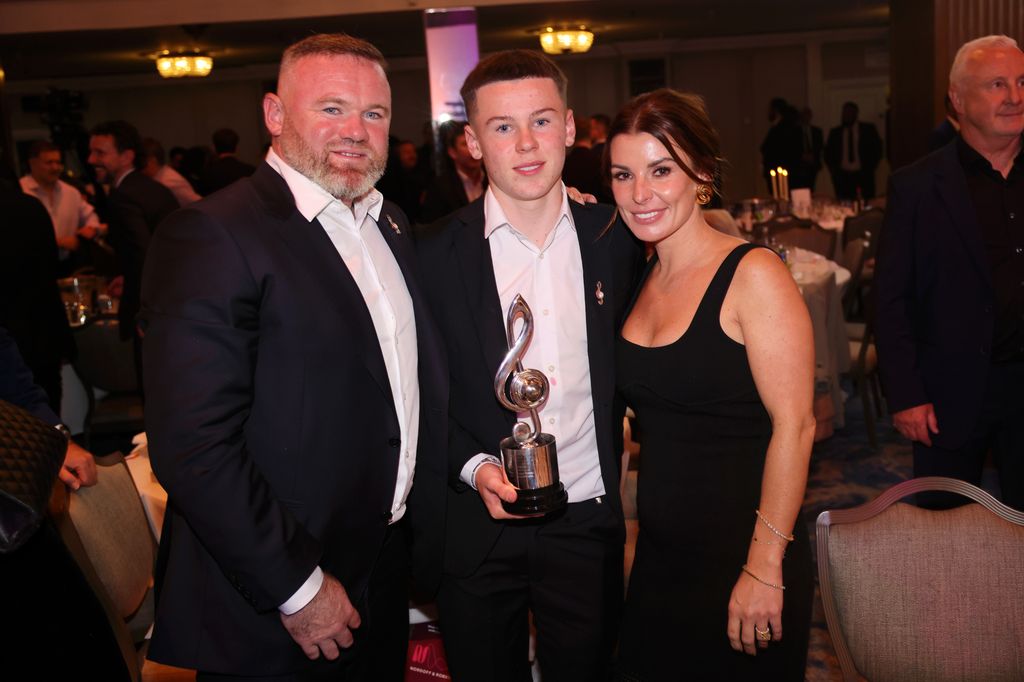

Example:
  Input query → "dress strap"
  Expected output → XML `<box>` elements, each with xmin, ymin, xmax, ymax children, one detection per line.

<box><xmin>692</xmin><ymin>243</ymin><xmax>772</xmax><ymax>328</ymax></box>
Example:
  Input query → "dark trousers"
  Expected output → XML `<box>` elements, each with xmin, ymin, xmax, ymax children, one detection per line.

<box><xmin>914</xmin><ymin>363</ymin><xmax>1024</xmax><ymax>511</ymax></box>
<box><xmin>197</xmin><ymin>522</ymin><xmax>411</xmax><ymax>682</ymax></box>
<box><xmin>830</xmin><ymin>168</ymin><xmax>876</xmax><ymax>200</ymax></box>
<box><xmin>437</xmin><ymin>497</ymin><xmax>623</xmax><ymax>682</ymax></box>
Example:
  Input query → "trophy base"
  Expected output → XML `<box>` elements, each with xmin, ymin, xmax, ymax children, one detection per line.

<box><xmin>502</xmin><ymin>482</ymin><xmax>568</xmax><ymax>516</ymax></box>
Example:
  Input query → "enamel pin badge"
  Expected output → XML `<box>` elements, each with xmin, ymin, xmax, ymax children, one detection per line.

<box><xmin>595</xmin><ymin>281</ymin><xmax>605</xmax><ymax>306</ymax></box>
<box><xmin>385</xmin><ymin>214</ymin><xmax>401</xmax><ymax>235</ymax></box>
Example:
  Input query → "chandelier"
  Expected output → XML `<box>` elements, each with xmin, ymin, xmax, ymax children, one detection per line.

<box><xmin>539</xmin><ymin>26</ymin><xmax>595</xmax><ymax>55</ymax></box>
<box><xmin>154</xmin><ymin>50</ymin><xmax>213</xmax><ymax>78</ymax></box>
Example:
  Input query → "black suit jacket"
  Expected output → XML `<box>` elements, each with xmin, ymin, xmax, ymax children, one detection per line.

<box><xmin>416</xmin><ymin>199</ymin><xmax>642</xmax><ymax>577</ymax></box>
<box><xmin>199</xmin><ymin>155</ymin><xmax>257</xmax><ymax>195</ymax></box>
<box><xmin>825</xmin><ymin>121</ymin><xmax>883</xmax><ymax>174</ymax></box>
<box><xmin>0</xmin><ymin>186</ymin><xmax>73</xmax><ymax>385</ymax></box>
<box><xmin>141</xmin><ymin>162</ymin><xmax>448</xmax><ymax>674</ymax></box>
<box><xmin>874</xmin><ymin>141</ymin><xmax>993</xmax><ymax>450</ymax></box>
<box><xmin>107</xmin><ymin>170</ymin><xmax>179</xmax><ymax>338</ymax></box>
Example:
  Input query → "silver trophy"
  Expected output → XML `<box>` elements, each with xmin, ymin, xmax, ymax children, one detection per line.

<box><xmin>493</xmin><ymin>294</ymin><xmax>567</xmax><ymax>515</ymax></box>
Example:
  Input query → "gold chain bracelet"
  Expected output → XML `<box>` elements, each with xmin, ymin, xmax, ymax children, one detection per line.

<box><xmin>755</xmin><ymin>509</ymin><xmax>795</xmax><ymax>542</ymax></box>
<box><xmin>742</xmin><ymin>564</ymin><xmax>786</xmax><ymax>591</ymax></box>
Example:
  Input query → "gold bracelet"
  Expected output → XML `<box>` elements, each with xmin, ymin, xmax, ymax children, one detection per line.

<box><xmin>742</xmin><ymin>564</ymin><xmax>786</xmax><ymax>591</ymax></box>
<box><xmin>752</xmin><ymin>535</ymin><xmax>787</xmax><ymax>557</ymax></box>
<box><xmin>755</xmin><ymin>509</ymin><xmax>795</xmax><ymax>542</ymax></box>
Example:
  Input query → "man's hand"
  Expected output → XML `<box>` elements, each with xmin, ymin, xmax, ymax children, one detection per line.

<box><xmin>281</xmin><ymin>573</ymin><xmax>362</xmax><ymax>661</ymax></box>
<box><xmin>566</xmin><ymin>186</ymin><xmax>598</xmax><ymax>205</ymax></box>
<box><xmin>60</xmin><ymin>442</ymin><xmax>97</xmax><ymax>490</ymax></box>
<box><xmin>892</xmin><ymin>403</ymin><xmax>939</xmax><ymax>446</ymax></box>
<box><xmin>77</xmin><ymin>224</ymin><xmax>99</xmax><ymax>240</ymax></box>
<box><xmin>474</xmin><ymin>463</ymin><xmax>538</xmax><ymax>520</ymax></box>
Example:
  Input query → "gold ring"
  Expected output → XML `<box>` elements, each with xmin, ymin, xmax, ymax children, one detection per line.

<box><xmin>755</xmin><ymin>626</ymin><xmax>771</xmax><ymax>641</ymax></box>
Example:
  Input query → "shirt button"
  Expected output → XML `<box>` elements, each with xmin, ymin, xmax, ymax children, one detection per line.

<box><xmin>543</xmin><ymin>309</ymin><xmax>550</xmax><ymax>316</ymax></box>
<box><xmin>1011</xmin><ymin>212</ymin><xmax>1016</xmax><ymax>219</ymax></box>
<box><xmin>549</xmin><ymin>417</ymin><xmax>555</xmax><ymax>425</ymax></box>
<box><xmin>538</xmin><ymin>253</ymin><xmax>545</xmax><ymax>260</ymax></box>
<box><xmin>548</xmin><ymin>365</ymin><xmax>555</xmax><ymax>373</ymax></box>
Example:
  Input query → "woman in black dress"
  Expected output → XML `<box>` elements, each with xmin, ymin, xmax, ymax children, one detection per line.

<box><xmin>607</xmin><ymin>89</ymin><xmax>816</xmax><ymax>680</ymax></box>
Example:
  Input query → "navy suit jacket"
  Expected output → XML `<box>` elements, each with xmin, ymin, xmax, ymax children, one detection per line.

<box><xmin>416</xmin><ymin>198</ymin><xmax>642</xmax><ymax>576</ymax></box>
<box><xmin>875</xmin><ymin>140</ymin><xmax>994</xmax><ymax>449</ymax></box>
<box><xmin>141</xmin><ymin>162</ymin><xmax>448</xmax><ymax>674</ymax></box>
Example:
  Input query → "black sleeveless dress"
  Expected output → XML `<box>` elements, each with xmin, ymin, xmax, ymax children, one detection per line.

<box><xmin>615</xmin><ymin>243</ymin><xmax>813</xmax><ymax>681</ymax></box>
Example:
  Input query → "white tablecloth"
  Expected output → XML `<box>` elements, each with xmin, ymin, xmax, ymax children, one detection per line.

<box><xmin>790</xmin><ymin>250</ymin><xmax>851</xmax><ymax>436</ymax></box>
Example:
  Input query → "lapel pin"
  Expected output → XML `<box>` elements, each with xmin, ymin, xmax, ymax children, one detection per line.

<box><xmin>385</xmin><ymin>213</ymin><xmax>401</xmax><ymax>235</ymax></box>
<box><xmin>595</xmin><ymin>281</ymin><xmax>605</xmax><ymax>306</ymax></box>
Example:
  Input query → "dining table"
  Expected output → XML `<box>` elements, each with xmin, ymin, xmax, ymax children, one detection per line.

<box><xmin>788</xmin><ymin>247</ymin><xmax>851</xmax><ymax>440</ymax></box>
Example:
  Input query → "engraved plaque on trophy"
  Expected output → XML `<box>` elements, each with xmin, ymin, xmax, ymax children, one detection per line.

<box><xmin>493</xmin><ymin>294</ymin><xmax>568</xmax><ymax>515</ymax></box>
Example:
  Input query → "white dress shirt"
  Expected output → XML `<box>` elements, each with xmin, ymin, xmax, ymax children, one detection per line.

<box><xmin>19</xmin><ymin>175</ymin><xmax>99</xmax><ymax>259</ymax></box>
<box><xmin>154</xmin><ymin>164</ymin><xmax>201</xmax><ymax>206</ymax></box>
<box><xmin>459</xmin><ymin>186</ymin><xmax>605</xmax><ymax>504</ymax></box>
<box><xmin>266</xmin><ymin>148</ymin><xmax>420</xmax><ymax>614</ymax></box>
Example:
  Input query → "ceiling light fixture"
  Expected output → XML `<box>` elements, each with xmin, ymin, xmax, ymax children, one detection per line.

<box><xmin>154</xmin><ymin>50</ymin><xmax>213</xmax><ymax>78</ymax></box>
<box><xmin>539</xmin><ymin>26</ymin><xmax>594</xmax><ymax>55</ymax></box>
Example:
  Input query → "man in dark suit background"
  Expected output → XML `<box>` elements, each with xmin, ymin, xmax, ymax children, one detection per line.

<box><xmin>825</xmin><ymin>101</ymin><xmax>883</xmax><ymax>200</ymax></box>
<box><xmin>875</xmin><ymin>34</ymin><xmax>1024</xmax><ymax>511</ymax></box>
<box><xmin>418</xmin><ymin>119</ymin><xmax>485</xmax><ymax>224</ymax></box>
<box><xmin>199</xmin><ymin>127</ymin><xmax>257</xmax><ymax>195</ymax></box>
<box><xmin>417</xmin><ymin>50</ymin><xmax>641</xmax><ymax>680</ymax></box>
<box><xmin>87</xmin><ymin>120</ymin><xmax>178</xmax><ymax>344</ymax></box>
<box><xmin>794</xmin><ymin>106</ymin><xmax>824</xmax><ymax>191</ymax></box>
<box><xmin>141</xmin><ymin>34</ymin><xmax>447</xmax><ymax>680</ymax></box>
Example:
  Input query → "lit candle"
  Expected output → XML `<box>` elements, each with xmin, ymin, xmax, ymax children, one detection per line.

<box><xmin>780</xmin><ymin>168</ymin><xmax>789</xmax><ymax>201</ymax></box>
<box><xmin>770</xmin><ymin>169</ymin><xmax>778</xmax><ymax>199</ymax></box>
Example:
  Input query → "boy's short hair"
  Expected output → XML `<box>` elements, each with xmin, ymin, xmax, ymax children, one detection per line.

<box><xmin>460</xmin><ymin>49</ymin><xmax>567</xmax><ymax>120</ymax></box>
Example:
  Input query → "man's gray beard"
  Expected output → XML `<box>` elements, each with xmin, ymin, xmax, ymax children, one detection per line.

<box><xmin>279</xmin><ymin>127</ymin><xmax>386</xmax><ymax>203</ymax></box>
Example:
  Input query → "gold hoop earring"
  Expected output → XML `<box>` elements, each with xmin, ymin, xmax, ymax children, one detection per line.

<box><xmin>695</xmin><ymin>184</ymin><xmax>713</xmax><ymax>206</ymax></box>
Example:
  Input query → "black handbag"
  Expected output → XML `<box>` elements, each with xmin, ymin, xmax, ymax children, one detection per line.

<box><xmin>0</xmin><ymin>399</ymin><xmax>66</xmax><ymax>553</ymax></box>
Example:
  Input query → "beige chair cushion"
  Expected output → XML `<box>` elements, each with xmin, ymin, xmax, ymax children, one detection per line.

<box><xmin>69</xmin><ymin>460</ymin><xmax>155</xmax><ymax>620</ymax></box>
<box><xmin>827</xmin><ymin>502</ymin><xmax>1024</xmax><ymax>681</ymax></box>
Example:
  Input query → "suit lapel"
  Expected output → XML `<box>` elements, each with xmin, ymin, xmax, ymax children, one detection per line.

<box><xmin>453</xmin><ymin>203</ymin><xmax>510</xmax><ymax>405</ymax></box>
<box><xmin>572</xmin><ymin>203</ymin><xmax>616</xmax><ymax>411</ymax></box>
<box><xmin>933</xmin><ymin>144</ymin><xmax>992</xmax><ymax>292</ymax></box>
<box><xmin>254</xmin><ymin>165</ymin><xmax>394</xmax><ymax>402</ymax></box>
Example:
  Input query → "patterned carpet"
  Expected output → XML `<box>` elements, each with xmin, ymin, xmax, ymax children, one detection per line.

<box><xmin>801</xmin><ymin>386</ymin><xmax>912</xmax><ymax>681</ymax></box>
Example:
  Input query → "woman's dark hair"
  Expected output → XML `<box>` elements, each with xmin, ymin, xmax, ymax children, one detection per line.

<box><xmin>602</xmin><ymin>88</ymin><xmax>722</xmax><ymax>187</ymax></box>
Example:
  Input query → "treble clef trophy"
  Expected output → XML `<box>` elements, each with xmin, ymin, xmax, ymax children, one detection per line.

<box><xmin>493</xmin><ymin>294</ymin><xmax>568</xmax><ymax>515</ymax></box>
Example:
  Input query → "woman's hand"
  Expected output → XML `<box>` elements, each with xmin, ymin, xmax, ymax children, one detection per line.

<box><xmin>726</xmin><ymin>568</ymin><xmax>784</xmax><ymax>655</ymax></box>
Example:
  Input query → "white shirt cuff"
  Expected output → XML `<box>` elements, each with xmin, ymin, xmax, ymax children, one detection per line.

<box><xmin>460</xmin><ymin>454</ymin><xmax>503</xmax><ymax>489</ymax></box>
<box><xmin>278</xmin><ymin>566</ymin><xmax>324</xmax><ymax>615</ymax></box>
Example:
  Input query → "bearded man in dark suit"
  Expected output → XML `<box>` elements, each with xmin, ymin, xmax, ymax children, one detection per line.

<box><xmin>141</xmin><ymin>34</ymin><xmax>447</xmax><ymax>680</ymax></box>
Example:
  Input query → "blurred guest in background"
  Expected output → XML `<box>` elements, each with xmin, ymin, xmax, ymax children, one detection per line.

<box><xmin>168</xmin><ymin>145</ymin><xmax>187</xmax><ymax>172</ymax></box>
<box><xmin>793</xmin><ymin>107</ymin><xmax>824</xmax><ymax>191</ymax></box>
<box><xmin>563</xmin><ymin>116</ymin><xmax>602</xmax><ymax>199</ymax></box>
<box><xmin>589</xmin><ymin>113</ymin><xmax>610</xmax><ymax>159</ymax></box>
<box><xmin>1</xmin><ymin>164</ymin><xmax>75</xmax><ymax>412</ymax></box>
<box><xmin>876</xmin><ymin>34</ymin><xmax>1024</xmax><ymax>511</ymax></box>
<box><xmin>19</xmin><ymin>139</ymin><xmax>102</xmax><ymax>273</ymax></box>
<box><xmin>391</xmin><ymin>139</ymin><xmax>428</xmax><ymax>223</ymax></box>
<box><xmin>142</xmin><ymin>137</ymin><xmax>200</xmax><ymax>206</ymax></box>
<box><xmin>760</xmin><ymin>97</ymin><xmax>803</xmax><ymax>194</ymax></box>
<box><xmin>608</xmin><ymin>88</ymin><xmax>814</xmax><ymax>680</ymax></box>
<box><xmin>419</xmin><ymin>119</ymin><xmax>485</xmax><ymax>223</ymax></box>
<box><xmin>825</xmin><ymin>101</ymin><xmax>883</xmax><ymax>200</ymax></box>
<box><xmin>928</xmin><ymin>94</ymin><xmax>961</xmax><ymax>152</ymax></box>
<box><xmin>199</xmin><ymin>127</ymin><xmax>256</xmax><ymax>195</ymax></box>
<box><xmin>87</xmin><ymin>120</ymin><xmax>178</xmax><ymax>350</ymax></box>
